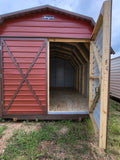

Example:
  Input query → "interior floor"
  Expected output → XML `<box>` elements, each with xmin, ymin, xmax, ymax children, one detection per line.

<box><xmin>50</xmin><ymin>88</ymin><xmax>88</xmax><ymax>111</ymax></box>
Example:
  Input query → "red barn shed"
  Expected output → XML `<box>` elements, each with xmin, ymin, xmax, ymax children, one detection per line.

<box><xmin>0</xmin><ymin>1</ymin><xmax>112</xmax><ymax>149</ymax></box>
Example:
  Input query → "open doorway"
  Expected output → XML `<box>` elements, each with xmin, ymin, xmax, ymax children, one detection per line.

<box><xmin>49</xmin><ymin>42</ymin><xmax>89</xmax><ymax>113</ymax></box>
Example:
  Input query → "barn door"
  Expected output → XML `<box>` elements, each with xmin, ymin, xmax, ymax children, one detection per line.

<box><xmin>89</xmin><ymin>1</ymin><xmax>111</xmax><ymax>149</ymax></box>
<box><xmin>2</xmin><ymin>38</ymin><xmax>47</xmax><ymax>115</ymax></box>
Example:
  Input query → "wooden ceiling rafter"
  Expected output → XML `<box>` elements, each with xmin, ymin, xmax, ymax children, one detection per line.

<box><xmin>71</xmin><ymin>53</ymin><xmax>80</xmax><ymax>67</ymax></box>
<box><xmin>70</xmin><ymin>42</ymin><xmax>88</xmax><ymax>62</ymax></box>
<box><xmin>50</xmin><ymin>48</ymin><xmax>72</xmax><ymax>56</ymax></box>
<box><xmin>84</xmin><ymin>43</ymin><xmax>90</xmax><ymax>51</ymax></box>
<box><xmin>64</xmin><ymin>42</ymin><xmax>86</xmax><ymax>62</ymax></box>
<box><xmin>51</xmin><ymin>43</ymin><xmax>83</xmax><ymax>65</ymax></box>
<box><xmin>50</xmin><ymin>48</ymin><xmax>79</xmax><ymax>68</ymax></box>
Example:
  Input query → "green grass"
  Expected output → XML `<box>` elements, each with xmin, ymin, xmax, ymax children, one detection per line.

<box><xmin>0</xmin><ymin>125</ymin><xmax>7</xmax><ymax>138</ymax></box>
<box><xmin>0</xmin><ymin>119</ymin><xmax>93</xmax><ymax>160</ymax></box>
<box><xmin>56</xmin><ymin>119</ymin><xmax>93</xmax><ymax>145</ymax></box>
<box><xmin>1</xmin><ymin>123</ymin><xmax>58</xmax><ymax>160</ymax></box>
<box><xmin>107</xmin><ymin>99</ymin><xmax>120</xmax><ymax>158</ymax></box>
<box><xmin>1</xmin><ymin>99</ymin><xmax>119</xmax><ymax>159</ymax></box>
<box><xmin>0</xmin><ymin>118</ymin><xmax>5</xmax><ymax>122</ymax></box>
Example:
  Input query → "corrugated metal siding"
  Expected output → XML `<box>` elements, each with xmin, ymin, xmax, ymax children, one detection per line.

<box><xmin>92</xmin><ymin>54</ymin><xmax>99</xmax><ymax>99</ymax></box>
<box><xmin>0</xmin><ymin>10</ymin><xmax>93</xmax><ymax>38</ymax></box>
<box><xmin>92</xmin><ymin>56</ymin><xmax>100</xmax><ymax>130</ymax></box>
<box><xmin>2</xmin><ymin>39</ymin><xmax>47</xmax><ymax>114</ymax></box>
<box><xmin>93</xmin><ymin>53</ymin><xmax>100</xmax><ymax>77</ymax></box>
<box><xmin>93</xmin><ymin>98</ymin><xmax>100</xmax><ymax>129</ymax></box>
<box><xmin>92</xmin><ymin>79</ymin><xmax>99</xmax><ymax>100</ymax></box>
<box><xmin>110</xmin><ymin>57</ymin><xmax>120</xmax><ymax>99</ymax></box>
<box><xmin>92</xmin><ymin>23</ymin><xmax>103</xmax><ymax>129</ymax></box>
<box><xmin>95</xmin><ymin>23</ymin><xmax>103</xmax><ymax>56</ymax></box>
<box><xmin>50</xmin><ymin>58</ymin><xmax>74</xmax><ymax>88</ymax></box>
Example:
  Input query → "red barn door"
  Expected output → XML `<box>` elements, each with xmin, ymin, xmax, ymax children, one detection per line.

<box><xmin>2</xmin><ymin>38</ymin><xmax>47</xmax><ymax>115</ymax></box>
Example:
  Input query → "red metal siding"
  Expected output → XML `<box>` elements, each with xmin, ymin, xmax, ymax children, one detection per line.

<box><xmin>0</xmin><ymin>10</ymin><xmax>93</xmax><ymax>38</ymax></box>
<box><xmin>2</xmin><ymin>38</ymin><xmax>47</xmax><ymax>114</ymax></box>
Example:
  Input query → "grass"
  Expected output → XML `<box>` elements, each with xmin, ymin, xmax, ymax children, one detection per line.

<box><xmin>0</xmin><ymin>98</ymin><xmax>119</xmax><ymax>159</ymax></box>
<box><xmin>0</xmin><ymin>125</ymin><xmax>7</xmax><ymax>138</ymax></box>
<box><xmin>107</xmin><ymin>99</ymin><xmax>120</xmax><ymax>158</ymax></box>
<box><xmin>0</xmin><ymin>118</ymin><xmax>5</xmax><ymax>122</ymax></box>
<box><xmin>0</xmin><ymin>119</ymin><xmax>93</xmax><ymax>160</ymax></box>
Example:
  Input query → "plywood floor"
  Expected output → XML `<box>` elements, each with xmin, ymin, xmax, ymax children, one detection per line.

<box><xmin>50</xmin><ymin>88</ymin><xmax>88</xmax><ymax>111</ymax></box>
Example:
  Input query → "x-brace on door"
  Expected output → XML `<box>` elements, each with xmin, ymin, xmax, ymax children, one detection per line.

<box><xmin>2</xmin><ymin>38</ymin><xmax>47</xmax><ymax>115</ymax></box>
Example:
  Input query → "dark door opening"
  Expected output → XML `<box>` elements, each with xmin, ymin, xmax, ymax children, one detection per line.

<box><xmin>49</xmin><ymin>42</ymin><xmax>89</xmax><ymax>112</ymax></box>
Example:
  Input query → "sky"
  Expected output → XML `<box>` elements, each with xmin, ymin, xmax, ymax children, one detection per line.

<box><xmin>0</xmin><ymin>0</ymin><xmax>119</xmax><ymax>59</ymax></box>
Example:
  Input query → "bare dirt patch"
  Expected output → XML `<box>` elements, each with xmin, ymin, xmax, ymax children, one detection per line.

<box><xmin>59</xmin><ymin>126</ymin><xmax>68</xmax><ymax>135</ymax></box>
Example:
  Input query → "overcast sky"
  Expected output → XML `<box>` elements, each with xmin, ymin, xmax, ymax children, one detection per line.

<box><xmin>0</xmin><ymin>0</ymin><xmax>119</xmax><ymax>58</ymax></box>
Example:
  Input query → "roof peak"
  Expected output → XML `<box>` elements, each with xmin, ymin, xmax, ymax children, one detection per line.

<box><xmin>0</xmin><ymin>4</ymin><xmax>95</xmax><ymax>27</ymax></box>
